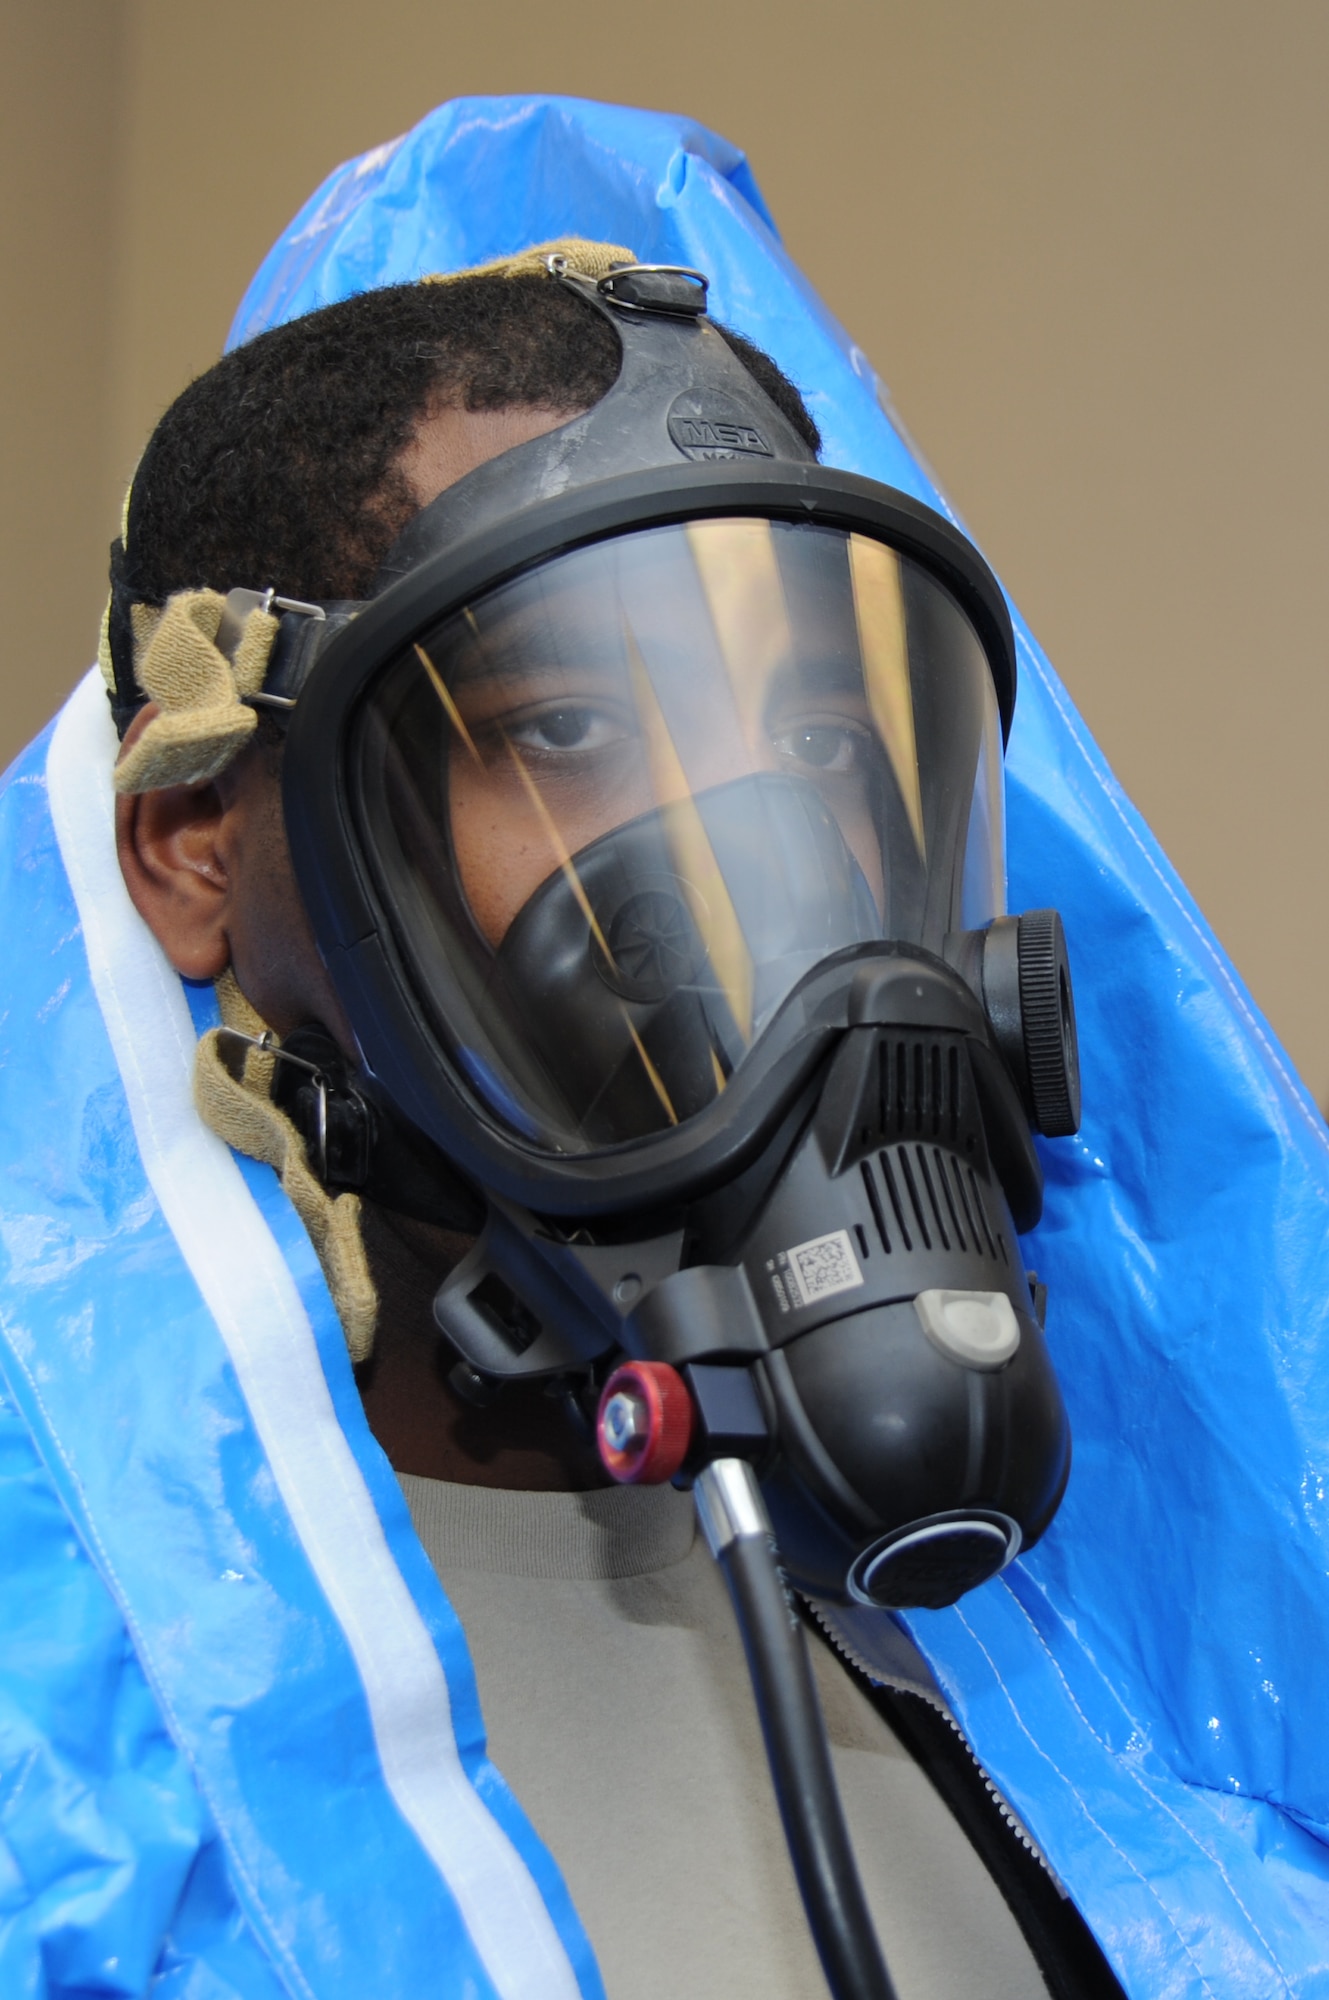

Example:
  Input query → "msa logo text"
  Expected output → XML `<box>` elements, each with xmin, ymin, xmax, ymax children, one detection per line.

<box><xmin>668</xmin><ymin>415</ymin><xmax>774</xmax><ymax>457</ymax></box>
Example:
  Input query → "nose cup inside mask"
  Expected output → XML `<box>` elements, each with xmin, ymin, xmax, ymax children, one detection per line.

<box><xmin>494</xmin><ymin>771</ymin><xmax>881</xmax><ymax>1142</ymax></box>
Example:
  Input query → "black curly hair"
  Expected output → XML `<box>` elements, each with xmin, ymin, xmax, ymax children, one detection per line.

<box><xmin>119</xmin><ymin>272</ymin><xmax>821</xmax><ymax>612</ymax></box>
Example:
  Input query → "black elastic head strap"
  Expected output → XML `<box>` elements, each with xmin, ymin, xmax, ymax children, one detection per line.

<box><xmin>106</xmin><ymin>535</ymin><xmax>145</xmax><ymax>738</ymax></box>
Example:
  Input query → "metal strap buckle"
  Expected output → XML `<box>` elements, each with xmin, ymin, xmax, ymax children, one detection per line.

<box><xmin>216</xmin><ymin>1025</ymin><xmax>331</xmax><ymax>1181</ymax></box>
<box><xmin>216</xmin><ymin>586</ymin><xmax>328</xmax><ymax>712</ymax></box>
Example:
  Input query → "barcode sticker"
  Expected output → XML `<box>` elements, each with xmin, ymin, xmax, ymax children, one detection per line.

<box><xmin>780</xmin><ymin>1229</ymin><xmax>864</xmax><ymax>1309</ymax></box>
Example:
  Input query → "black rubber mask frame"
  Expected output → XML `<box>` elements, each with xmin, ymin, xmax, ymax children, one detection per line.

<box><xmin>279</xmin><ymin>274</ymin><xmax>1018</xmax><ymax>1218</ymax></box>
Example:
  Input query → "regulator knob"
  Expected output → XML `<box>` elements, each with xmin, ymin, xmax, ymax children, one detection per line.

<box><xmin>980</xmin><ymin>910</ymin><xmax>1081</xmax><ymax>1138</ymax></box>
<box><xmin>596</xmin><ymin>1361</ymin><xmax>694</xmax><ymax>1484</ymax></box>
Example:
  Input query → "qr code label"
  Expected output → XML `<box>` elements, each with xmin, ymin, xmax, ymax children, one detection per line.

<box><xmin>781</xmin><ymin>1230</ymin><xmax>864</xmax><ymax>1310</ymax></box>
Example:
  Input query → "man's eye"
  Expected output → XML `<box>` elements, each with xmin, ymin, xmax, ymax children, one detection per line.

<box><xmin>773</xmin><ymin>722</ymin><xmax>868</xmax><ymax>774</ymax></box>
<box><xmin>506</xmin><ymin>705</ymin><xmax>627</xmax><ymax>754</ymax></box>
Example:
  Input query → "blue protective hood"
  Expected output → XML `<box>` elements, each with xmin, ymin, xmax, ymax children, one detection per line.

<box><xmin>0</xmin><ymin>678</ymin><xmax>601</xmax><ymax>1996</ymax></box>
<box><xmin>3</xmin><ymin>93</ymin><xmax>1329</xmax><ymax>1999</ymax></box>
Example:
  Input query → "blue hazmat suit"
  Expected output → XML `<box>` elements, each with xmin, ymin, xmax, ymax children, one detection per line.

<box><xmin>2</xmin><ymin>95</ymin><xmax>1328</xmax><ymax>1999</ymax></box>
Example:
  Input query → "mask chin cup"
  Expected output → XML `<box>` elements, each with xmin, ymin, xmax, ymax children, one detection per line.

<box><xmin>847</xmin><ymin>1509</ymin><xmax>1021</xmax><ymax>1611</ymax></box>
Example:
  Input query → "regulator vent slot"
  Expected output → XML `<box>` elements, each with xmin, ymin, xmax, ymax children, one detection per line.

<box><xmin>876</xmin><ymin>1036</ymin><xmax>962</xmax><ymax>1146</ymax></box>
<box><xmin>861</xmin><ymin>1145</ymin><xmax>1008</xmax><ymax>1267</ymax></box>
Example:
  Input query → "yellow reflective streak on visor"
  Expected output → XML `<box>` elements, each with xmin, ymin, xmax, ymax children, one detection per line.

<box><xmin>500</xmin><ymin>739</ymin><xmax>620</xmax><ymax>974</ymax></box>
<box><xmin>685</xmin><ymin>518</ymin><xmax>793</xmax><ymax>767</ymax></box>
<box><xmin>848</xmin><ymin>536</ymin><xmax>926</xmax><ymax>858</ymax></box>
<box><xmin>622</xmin><ymin>1012</ymin><xmax>680</xmax><ymax>1126</ymax></box>
<box><xmin>624</xmin><ymin>622</ymin><xmax>754</xmax><ymax>1045</ymax></box>
<box><xmin>415</xmin><ymin>641</ymin><xmax>481</xmax><ymax>762</ymax></box>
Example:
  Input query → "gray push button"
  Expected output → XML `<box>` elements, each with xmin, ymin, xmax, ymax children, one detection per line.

<box><xmin>915</xmin><ymin>1288</ymin><xmax>1021</xmax><ymax>1370</ymax></box>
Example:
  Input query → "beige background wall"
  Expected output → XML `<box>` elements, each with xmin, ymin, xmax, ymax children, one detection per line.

<box><xmin>4</xmin><ymin>1</ymin><xmax>1327</xmax><ymax>1095</ymax></box>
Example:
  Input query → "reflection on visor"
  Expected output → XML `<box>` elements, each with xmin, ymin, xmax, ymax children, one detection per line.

<box><xmin>352</xmin><ymin>518</ymin><xmax>1005</xmax><ymax>1153</ymax></box>
<box><xmin>848</xmin><ymin>534</ymin><xmax>925</xmax><ymax>858</ymax></box>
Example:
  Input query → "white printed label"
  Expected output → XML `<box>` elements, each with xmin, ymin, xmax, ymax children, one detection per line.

<box><xmin>781</xmin><ymin>1229</ymin><xmax>864</xmax><ymax>1310</ymax></box>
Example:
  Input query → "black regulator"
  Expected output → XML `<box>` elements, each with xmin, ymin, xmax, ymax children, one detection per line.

<box><xmin>430</xmin><ymin>922</ymin><xmax>1077</xmax><ymax>1612</ymax></box>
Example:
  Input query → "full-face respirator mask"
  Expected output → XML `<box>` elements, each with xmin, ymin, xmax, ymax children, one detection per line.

<box><xmin>215</xmin><ymin>258</ymin><xmax>1082</xmax><ymax>2000</ymax></box>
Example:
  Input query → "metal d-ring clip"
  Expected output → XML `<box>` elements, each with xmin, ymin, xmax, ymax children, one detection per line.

<box><xmin>594</xmin><ymin>262</ymin><xmax>709</xmax><ymax>315</ymax></box>
<box><xmin>598</xmin><ymin>260</ymin><xmax>709</xmax><ymax>287</ymax></box>
<box><xmin>544</xmin><ymin>254</ymin><xmax>708</xmax><ymax>310</ymax></box>
<box><xmin>216</xmin><ymin>1026</ymin><xmax>331</xmax><ymax>1182</ymax></box>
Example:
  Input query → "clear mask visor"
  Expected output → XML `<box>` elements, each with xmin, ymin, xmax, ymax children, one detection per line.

<box><xmin>353</xmin><ymin>517</ymin><xmax>1005</xmax><ymax>1151</ymax></box>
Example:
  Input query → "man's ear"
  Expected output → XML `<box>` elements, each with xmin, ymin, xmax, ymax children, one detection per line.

<box><xmin>114</xmin><ymin>703</ymin><xmax>234</xmax><ymax>980</ymax></box>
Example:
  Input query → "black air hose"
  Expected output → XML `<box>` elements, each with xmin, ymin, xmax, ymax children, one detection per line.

<box><xmin>695</xmin><ymin>1459</ymin><xmax>899</xmax><ymax>2000</ymax></box>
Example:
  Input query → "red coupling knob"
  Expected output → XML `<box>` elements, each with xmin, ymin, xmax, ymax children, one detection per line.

<box><xmin>596</xmin><ymin>1361</ymin><xmax>694</xmax><ymax>1484</ymax></box>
